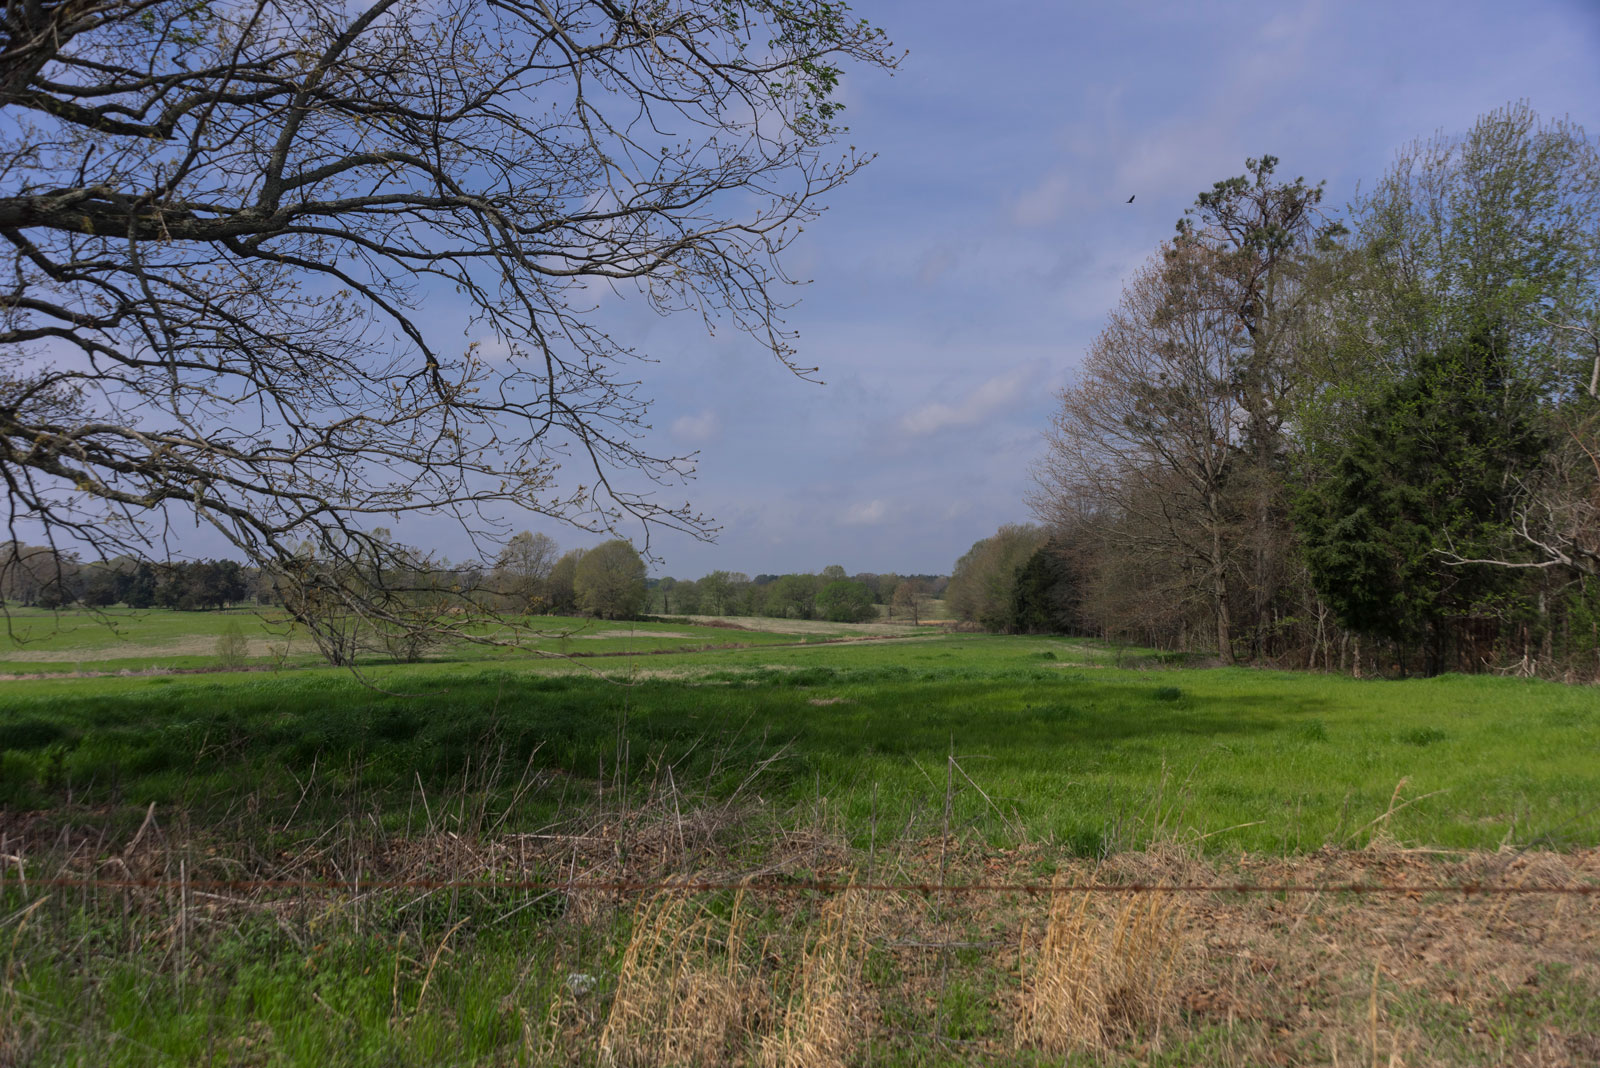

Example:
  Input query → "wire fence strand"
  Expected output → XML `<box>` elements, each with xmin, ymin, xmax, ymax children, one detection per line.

<box><xmin>14</xmin><ymin>875</ymin><xmax>1600</xmax><ymax>896</ymax></box>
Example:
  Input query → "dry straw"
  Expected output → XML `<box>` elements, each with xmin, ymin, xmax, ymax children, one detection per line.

<box><xmin>760</xmin><ymin>889</ymin><xmax>871</xmax><ymax>1068</ymax></box>
<box><xmin>598</xmin><ymin>884</ymin><xmax>763</xmax><ymax>1067</ymax></box>
<box><xmin>1016</xmin><ymin>885</ymin><xmax>1191</xmax><ymax>1055</ymax></box>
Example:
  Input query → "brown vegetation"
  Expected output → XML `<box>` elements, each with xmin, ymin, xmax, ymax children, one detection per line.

<box><xmin>2</xmin><ymin>787</ymin><xmax>1596</xmax><ymax>1066</ymax></box>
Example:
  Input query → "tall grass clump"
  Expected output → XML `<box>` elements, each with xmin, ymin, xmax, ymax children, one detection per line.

<box><xmin>1016</xmin><ymin>888</ymin><xmax>1191</xmax><ymax>1055</ymax></box>
<box><xmin>760</xmin><ymin>890</ymin><xmax>872</xmax><ymax>1068</ymax></box>
<box><xmin>598</xmin><ymin>886</ymin><xmax>765</xmax><ymax>1066</ymax></box>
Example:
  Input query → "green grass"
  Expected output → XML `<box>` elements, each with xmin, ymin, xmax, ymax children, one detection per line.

<box><xmin>2</xmin><ymin>627</ymin><xmax>1598</xmax><ymax>1066</ymax></box>
<box><xmin>8</xmin><ymin>909</ymin><xmax>596</xmax><ymax>1067</ymax></box>
<box><xmin>1</xmin><ymin>631</ymin><xmax>1596</xmax><ymax>853</ymax></box>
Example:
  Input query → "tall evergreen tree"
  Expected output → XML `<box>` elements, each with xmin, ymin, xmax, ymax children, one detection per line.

<box><xmin>124</xmin><ymin>564</ymin><xmax>158</xmax><ymax>609</ymax></box>
<box><xmin>1011</xmin><ymin>543</ymin><xmax>1079</xmax><ymax>634</ymax></box>
<box><xmin>1294</xmin><ymin>331</ymin><xmax>1547</xmax><ymax>672</ymax></box>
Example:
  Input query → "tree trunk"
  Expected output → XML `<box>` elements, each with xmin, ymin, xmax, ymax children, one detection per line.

<box><xmin>1209</xmin><ymin>498</ymin><xmax>1235</xmax><ymax>664</ymax></box>
<box><xmin>1213</xmin><ymin>569</ymin><xmax>1234</xmax><ymax>665</ymax></box>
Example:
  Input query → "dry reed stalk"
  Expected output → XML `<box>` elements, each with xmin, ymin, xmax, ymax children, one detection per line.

<box><xmin>1016</xmin><ymin>890</ymin><xmax>1103</xmax><ymax>1052</ymax></box>
<box><xmin>598</xmin><ymin>886</ymin><xmax>762</xmax><ymax>1067</ymax></box>
<box><xmin>1103</xmin><ymin>890</ymin><xmax>1188</xmax><ymax>1039</ymax></box>
<box><xmin>760</xmin><ymin>890</ymin><xmax>871</xmax><ymax>1068</ymax></box>
<box><xmin>1015</xmin><ymin>886</ymin><xmax>1190</xmax><ymax>1056</ymax></box>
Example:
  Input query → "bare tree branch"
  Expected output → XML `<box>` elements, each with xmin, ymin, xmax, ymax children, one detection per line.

<box><xmin>0</xmin><ymin>0</ymin><xmax>897</xmax><ymax>657</ymax></box>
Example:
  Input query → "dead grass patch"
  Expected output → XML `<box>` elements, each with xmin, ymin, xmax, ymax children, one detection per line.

<box><xmin>598</xmin><ymin>886</ymin><xmax>764</xmax><ymax>1067</ymax></box>
<box><xmin>0</xmin><ymin>636</ymin><xmax>308</xmax><ymax>662</ymax></box>
<box><xmin>687</xmin><ymin>616</ymin><xmax>923</xmax><ymax>637</ymax></box>
<box><xmin>1015</xmin><ymin>887</ymin><xmax>1190</xmax><ymax>1055</ymax></box>
<box><xmin>761</xmin><ymin>890</ymin><xmax>872</xmax><ymax>1068</ymax></box>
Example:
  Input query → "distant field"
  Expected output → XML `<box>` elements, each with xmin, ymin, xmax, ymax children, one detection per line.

<box><xmin>3</xmin><ymin>618</ymin><xmax>1598</xmax><ymax>1066</ymax></box>
<box><xmin>0</xmin><ymin>606</ymin><xmax>905</xmax><ymax>676</ymax></box>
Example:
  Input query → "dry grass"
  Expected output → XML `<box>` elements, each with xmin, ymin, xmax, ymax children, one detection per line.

<box><xmin>3</xmin><ymin>773</ymin><xmax>1597</xmax><ymax>1068</ymax></box>
<box><xmin>593</xmin><ymin>876</ymin><xmax>874</xmax><ymax>1067</ymax></box>
<box><xmin>1179</xmin><ymin>846</ymin><xmax>1600</xmax><ymax>1068</ymax></box>
<box><xmin>598</xmin><ymin>885</ymin><xmax>764</xmax><ymax>1067</ymax></box>
<box><xmin>760</xmin><ymin>890</ymin><xmax>872</xmax><ymax>1068</ymax></box>
<box><xmin>1015</xmin><ymin>885</ymin><xmax>1190</xmax><ymax>1056</ymax></box>
<box><xmin>0</xmin><ymin>635</ymin><xmax>311</xmax><ymax>662</ymax></box>
<box><xmin>684</xmin><ymin>615</ymin><xmax>926</xmax><ymax>637</ymax></box>
<box><xmin>571</xmin><ymin>630</ymin><xmax>698</xmax><ymax>641</ymax></box>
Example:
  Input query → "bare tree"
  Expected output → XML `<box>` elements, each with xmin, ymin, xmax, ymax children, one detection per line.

<box><xmin>493</xmin><ymin>530</ymin><xmax>559</xmax><ymax>613</ymax></box>
<box><xmin>1031</xmin><ymin>245</ymin><xmax>1243</xmax><ymax>660</ymax></box>
<box><xmin>0</xmin><ymin>541</ymin><xmax>74</xmax><ymax>606</ymax></box>
<box><xmin>890</xmin><ymin>575</ymin><xmax>925</xmax><ymax>624</ymax></box>
<box><xmin>1447</xmin><ymin>408</ymin><xmax>1600</xmax><ymax>579</ymax></box>
<box><xmin>1175</xmin><ymin>155</ymin><xmax>1342</xmax><ymax>656</ymax></box>
<box><xmin>0</xmin><ymin>0</ymin><xmax>896</xmax><ymax>655</ymax></box>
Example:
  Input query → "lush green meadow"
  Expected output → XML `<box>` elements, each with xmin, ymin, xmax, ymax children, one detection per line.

<box><xmin>3</xmin><ymin>617</ymin><xmax>1600</xmax><ymax>850</ymax></box>
<box><xmin>3</xmin><ymin>622</ymin><xmax>1599</xmax><ymax>851</ymax></box>
<box><xmin>2</xmin><ymin>615</ymin><xmax>1598</xmax><ymax>1066</ymax></box>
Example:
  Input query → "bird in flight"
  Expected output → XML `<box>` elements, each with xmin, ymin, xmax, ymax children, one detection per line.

<box><xmin>1126</xmin><ymin>194</ymin><xmax>1136</xmax><ymax>203</ymax></box>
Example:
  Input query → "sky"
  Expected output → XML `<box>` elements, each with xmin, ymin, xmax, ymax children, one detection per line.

<box><xmin>539</xmin><ymin>0</ymin><xmax>1600</xmax><ymax>579</ymax></box>
<box><xmin>27</xmin><ymin>0</ymin><xmax>1599</xmax><ymax>580</ymax></box>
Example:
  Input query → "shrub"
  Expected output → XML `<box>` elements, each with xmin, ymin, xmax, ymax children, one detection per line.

<box><xmin>216</xmin><ymin>620</ymin><xmax>250</xmax><ymax>668</ymax></box>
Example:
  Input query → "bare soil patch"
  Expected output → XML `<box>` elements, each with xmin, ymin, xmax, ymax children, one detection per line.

<box><xmin>686</xmin><ymin>614</ymin><xmax>925</xmax><ymax>637</ymax></box>
<box><xmin>0</xmin><ymin>636</ymin><xmax>307</xmax><ymax>662</ymax></box>
<box><xmin>571</xmin><ymin>628</ymin><xmax>698</xmax><ymax>640</ymax></box>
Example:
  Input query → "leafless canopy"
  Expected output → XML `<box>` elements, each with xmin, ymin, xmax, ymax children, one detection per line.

<box><xmin>0</xmin><ymin>0</ymin><xmax>894</xmax><ymax>632</ymax></box>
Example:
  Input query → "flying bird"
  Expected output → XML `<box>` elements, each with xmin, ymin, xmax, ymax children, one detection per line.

<box><xmin>1126</xmin><ymin>194</ymin><xmax>1135</xmax><ymax>203</ymax></box>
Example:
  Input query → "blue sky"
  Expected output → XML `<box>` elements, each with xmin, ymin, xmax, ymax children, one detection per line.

<box><xmin>67</xmin><ymin>0</ymin><xmax>1590</xmax><ymax>578</ymax></box>
<box><xmin>535</xmin><ymin>0</ymin><xmax>1599</xmax><ymax>579</ymax></box>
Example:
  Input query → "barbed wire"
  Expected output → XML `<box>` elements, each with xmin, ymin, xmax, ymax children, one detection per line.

<box><xmin>10</xmin><ymin>875</ymin><xmax>1598</xmax><ymax>897</ymax></box>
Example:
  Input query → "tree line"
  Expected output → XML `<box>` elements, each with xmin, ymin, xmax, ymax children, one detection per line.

<box><xmin>650</xmin><ymin>568</ymin><xmax>948</xmax><ymax>623</ymax></box>
<box><xmin>1</xmin><ymin>545</ymin><xmax>257</xmax><ymax>612</ymax></box>
<box><xmin>3</xmin><ymin>535</ymin><xmax>951</xmax><ymax>631</ymax></box>
<box><xmin>495</xmin><ymin>534</ymin><xmax>949</xmax><ymax>624</ymax></box>
<box><xmin>1003</xmin><ymin>104</ymin><xmax>1600</xmax><ymax>679</ymax></box>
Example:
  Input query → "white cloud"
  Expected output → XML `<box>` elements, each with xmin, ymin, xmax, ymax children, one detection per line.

<box><xmin>898</xmin><ymin>367</ymin><xmax>1033</xmax><ymax>436</ymax></box>
<box><xmin>1011</xmin><ymin>171</ymin><xmax>1073</xmax><ymax>227</ymax></box>
<box><xmin>670</xmin><ymin>409</ymin><xmax>720</xmax><ymax>442</ymax></box>
<box><xmin>840</xmin><ymin>499</ymin><xmax>889</xmax><ymax>526</ymax></box>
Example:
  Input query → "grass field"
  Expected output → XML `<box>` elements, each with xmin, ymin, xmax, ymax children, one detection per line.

<box><xmin>0</xmin><ymin>606</ymin><xmax>910</xmax><ymax>675</ymax></box>
<box><xmin>1</xmin><ymin>611</ymin><xmax>1597</xmax><ymax>1065</ymax></box>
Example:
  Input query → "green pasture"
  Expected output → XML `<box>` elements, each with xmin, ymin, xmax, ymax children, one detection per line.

<box><xmin>2</xmin><ymin>629</ymin><xmax>1596</xmax><ymax>854</ymax></box>
<box><xmin>4</xmin><ymin>624</ymin><xmax>1599</xmax><ymax>1066</ymax></box>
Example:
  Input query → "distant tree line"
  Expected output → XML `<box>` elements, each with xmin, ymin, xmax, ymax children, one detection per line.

<box><xmin>3</xmin><ymin>534</ymin><xmax>949</xmax><ymax>639</ymax></box>
<box><xmin>1016</xmin><ymin>103</ymin><xmax>1600</xmax><ymax>678</ymax></box>
<box><xmin>942</xmin><ymin>525</ymin><xmax>1078</xmax><ymax>635</ymax></box>
<box><xmin>1</xmin><ymin>545</ymin><xmax>261</xmax><ymax>611</ymax></box>
<box><xmin>648</xmin><ymin>568</ymin><xmax>949</xmax><ymax>623</ymax></box>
